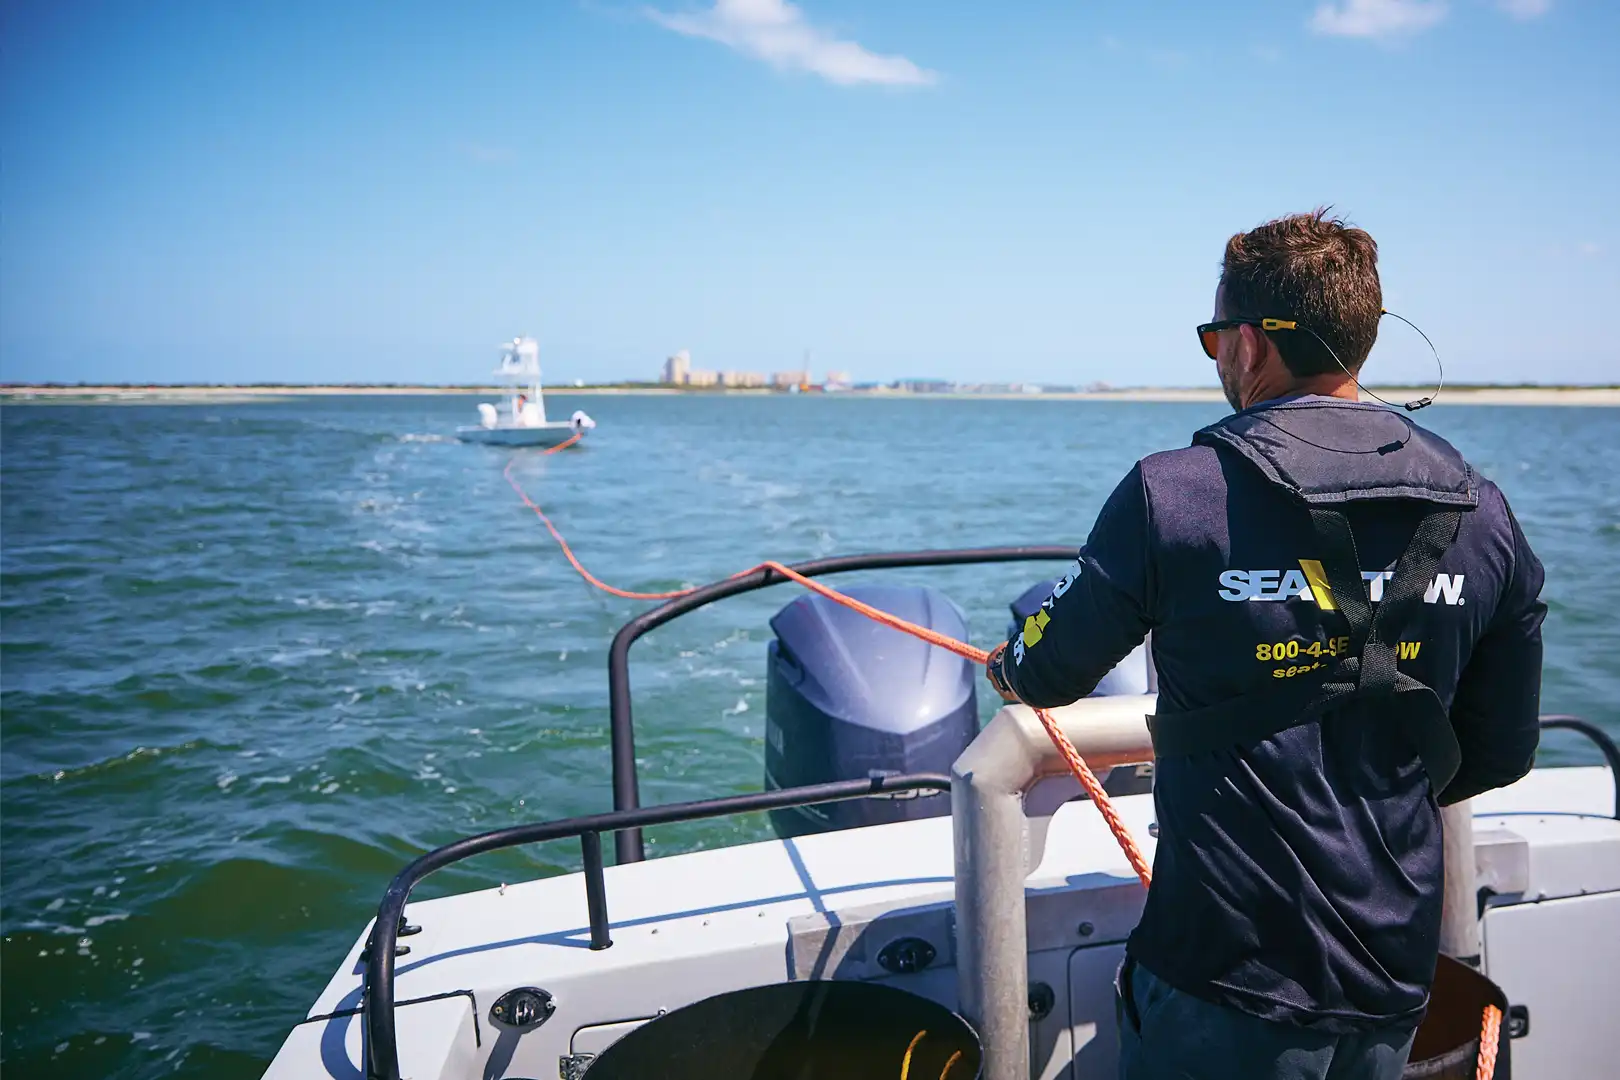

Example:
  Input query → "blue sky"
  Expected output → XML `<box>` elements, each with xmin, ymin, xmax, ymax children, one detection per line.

<box><xmin>2</xmin><ymin>0</ymin><xmax>1615</xmax><ymax>386</ymax></box>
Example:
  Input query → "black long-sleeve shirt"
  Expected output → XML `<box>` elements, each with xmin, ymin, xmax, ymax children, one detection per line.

<box><xmin>998</xmin><ymin>397</ymin><xmax>1546</xmax><ymax>1030</ymax></box>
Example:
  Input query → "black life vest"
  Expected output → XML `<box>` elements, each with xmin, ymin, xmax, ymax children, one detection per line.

<box><xmin>1146</xmin><ymin>401</ymin><xmax>1480</xmax><ymax>793</ymax></box>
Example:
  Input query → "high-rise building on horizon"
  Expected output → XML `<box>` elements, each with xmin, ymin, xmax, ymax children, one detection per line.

<box><xmin>661</xmin><ymin>350</ymin><xmax>691</xmax><ymax>385</ymax></box>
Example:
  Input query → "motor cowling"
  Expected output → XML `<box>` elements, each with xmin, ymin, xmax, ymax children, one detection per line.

<box><xmin>764</xmin><ymin>584</ymin><xmax>975</xmax><ymax>837</ymax></box>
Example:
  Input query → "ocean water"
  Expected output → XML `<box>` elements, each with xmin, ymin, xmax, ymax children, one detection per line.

<box><xmin>2</xmin><ymin>393</ymin><xmax>1616</xmax><ymax>1078</ymax></box>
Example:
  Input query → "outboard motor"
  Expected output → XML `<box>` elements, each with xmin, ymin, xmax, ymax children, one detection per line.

<box><xmin>765</xmin><ymin>584</ymin><xmax>976</xmax><ymax>838</ymax></box>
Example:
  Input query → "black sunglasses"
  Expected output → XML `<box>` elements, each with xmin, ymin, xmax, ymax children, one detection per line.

<box><xmin>1196</xmin><ymin>317</ymin><xmax>1297</xmax><ymax>360</ymax></box>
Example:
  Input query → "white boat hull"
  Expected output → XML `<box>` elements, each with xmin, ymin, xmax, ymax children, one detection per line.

<box><xmin>455</xmin><ymin>422</ymin><xmax>583</xmax><ymax>447</ymax></box>
<box><xmin>263</xmin><ymin>696</ymin><xmax>1620</xmax><ymax>1080</ymax></box>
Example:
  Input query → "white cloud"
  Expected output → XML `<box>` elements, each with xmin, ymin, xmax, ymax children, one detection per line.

<box><xmin>1310</xmin><ymin>0</ymin><xmax>1449</xmax><ymax>38</ymax></box>
<box><xmin>1578</xmin><ymin>241</ymin><xmax>1602</xmax><ymax>257</ymax></box>
<box><xmin>1497</xmin><ymin>0</ymin><xmax>1552</xmax><ymax>19</ymax></box>
<box><xmin>647</xmin><ymin>0</ymin><xmax>937</xmax><ymax>87</ymax></box>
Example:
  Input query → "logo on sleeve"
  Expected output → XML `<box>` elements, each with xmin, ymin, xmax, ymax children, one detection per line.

<box><xmin>1217</xmin><ymin>561</ymin><xmax>1465</xmax><ymax>606</ymax></box>
<box><xmin>1013</xmin><ymin>562</ymin><xmax>1081</xmax><ymax>665</ymax></box>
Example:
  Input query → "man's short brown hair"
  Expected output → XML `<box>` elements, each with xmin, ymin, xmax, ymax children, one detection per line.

<box><xmin>1221</xmin><ymin>208</ymin><xmax>1382</xmax><ymax>377</ymax></box>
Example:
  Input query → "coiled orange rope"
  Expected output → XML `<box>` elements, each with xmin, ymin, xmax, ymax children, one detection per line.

<box><xmin>508</xmin><ymin>441</ymin><xmax>1501</xmax><ymax>1074</ymax></box>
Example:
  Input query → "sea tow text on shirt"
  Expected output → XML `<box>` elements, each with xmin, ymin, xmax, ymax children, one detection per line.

<box><xmin>1218</xmin><ymin>562</ymin><xmax>1466</xmax><ymax>607</ymax></box>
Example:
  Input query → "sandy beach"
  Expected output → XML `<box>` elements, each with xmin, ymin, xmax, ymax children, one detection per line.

<box><xmin>2</xmin><ymin>384</ymin><xmax>1616</xmax><ymax>406</ymax></box>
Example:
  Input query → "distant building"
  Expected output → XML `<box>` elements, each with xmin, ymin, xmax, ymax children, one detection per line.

<box><xmin>686</xmin><ymin>368</ymin><xmax>719</xmax><ymax>387</ymax></box>
<box><xmin>896</xmin><ymin>379</ymin><xmax>952</xmax><ymax>394</ymax></box>
<box><xmin>824</xmin><ymin>370</ymin><xmax>851</xmax><ymax>389</ymax></box>
<box><xmin>662</xmin><ymin>350</ymin><xmax>692</xmax><ymax>385</ymax></box>
<box><xmin>772</xmin><ymin>370</ymin><xmax>810</xmax><ymax>389</ymax></box>
<box><xmin>722</xmin><ymin>371</ymin><xmax>767</xmax><ymax>388</ymax></box>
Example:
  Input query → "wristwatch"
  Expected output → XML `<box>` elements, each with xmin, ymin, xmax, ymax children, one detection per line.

<box><xmin>985</xmin><ymin>643</ymin><xmax>1019</xmax><ymax>702</ymax></box>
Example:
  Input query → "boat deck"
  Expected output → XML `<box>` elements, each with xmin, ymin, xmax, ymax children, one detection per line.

<box><xmin>266</xmin><ymin>763</ymin><xmax>1619</xmax><ymax>1080</ymax></box>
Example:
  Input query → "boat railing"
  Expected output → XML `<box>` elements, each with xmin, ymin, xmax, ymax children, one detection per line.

<box><xmin>356</xmin><ymin>709</ymin><xmax>1616</xmax><ymax>1079</ymax></box>
<box><xmin>359</xmin><ymin>772</ymin><xmax>951</xmax><ymax>1080</ymax></box>
<box><xmin>606</xmin><ymin>545</ymin><xmax>1079</xmax><ymax>863</ymax></box>
<box><xmin>1538</xmin><ymin>714</ymin><xmax>1620</xmax><ymax>817</ymax></box>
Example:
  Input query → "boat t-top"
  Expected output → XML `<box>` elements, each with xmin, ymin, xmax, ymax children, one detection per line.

<box><xmin>458</xmin><ymin>336</ymin><xmax>595</xmax><ymax>447</ymax></box>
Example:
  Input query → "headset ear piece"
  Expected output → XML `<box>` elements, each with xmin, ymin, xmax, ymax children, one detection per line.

<box><xmin>1379</xmin><ymin>309</ymin><xmax>1444</xmax><ymax>411</ymax></box>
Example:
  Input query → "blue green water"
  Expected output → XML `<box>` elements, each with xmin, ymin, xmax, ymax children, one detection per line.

<box><xmin>2</xmin><ymin>394</ymin><xmax>1616</xmax><ymax>1078</ymax></box>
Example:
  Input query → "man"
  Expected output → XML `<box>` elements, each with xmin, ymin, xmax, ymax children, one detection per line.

<box><xmin>984</xmin><ymin>210</ymin><xmax>1545</xmax><ymax>1079</ymax></box>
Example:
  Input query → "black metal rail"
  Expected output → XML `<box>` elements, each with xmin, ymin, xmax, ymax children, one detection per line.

<box><xmin>606</xmin><ymin>544</ymin><xmax>1076</xmax><ymax>863</ymax></box>
<box><xmin>361</xmin><ymin>772</ymin><xmax>952</xmax><ymax>1080</ymax></box>
<box><xmin>1539</xmin><ymin>715</ymin><xmax>1620</xmax><ymax>818</ymax></box>
<box><xmin>356</xmin><ymin>710</ymin><xmax>1618</xmax><ymax>1076</ymax></box>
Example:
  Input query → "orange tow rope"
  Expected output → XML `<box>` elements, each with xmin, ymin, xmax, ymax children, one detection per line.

<box><xmin>505</xmin><ymin>438</ymin><xmax>1152</xmax><ymax>886</ymax></box>
<box><xmin>1477</xmin><ymin>1004</ymin><xmax>1502</xmax><ymax>1080</ymax></box>
<box><xmin>506</xmin><ymin>441</ymin><xmax>1501</xmax><ymax>1077</ymax></box>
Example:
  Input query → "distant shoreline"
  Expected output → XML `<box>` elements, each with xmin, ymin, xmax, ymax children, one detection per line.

<box><xmin>3</xmin><ymin>384</ymin><xmax>1618</xmax><ymax>407</ymax></box>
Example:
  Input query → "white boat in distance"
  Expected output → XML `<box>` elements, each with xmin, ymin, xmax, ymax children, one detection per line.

<box><xmin>457</xmin><ymin>336</ymin><xmax>594</xmax><ymax>447</ymax></box>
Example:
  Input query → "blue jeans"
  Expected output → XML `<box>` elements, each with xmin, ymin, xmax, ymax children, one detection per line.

<box><xmin>1116</xmin><ymin>959</ymin><xmax>1417</xmax><ymax>1080</ymax></box>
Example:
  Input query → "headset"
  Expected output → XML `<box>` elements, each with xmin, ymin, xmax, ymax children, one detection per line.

<box><xmin>1260</xmin><ymin>310</ymin><xmax>1445</xmax><ymax>412</ymax></box>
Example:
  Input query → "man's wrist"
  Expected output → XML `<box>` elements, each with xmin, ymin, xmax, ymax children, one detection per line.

<box><xmin>986</xmin><ymin>643</ymin><xmax>1020</xmax><ymax>703</ymax></box>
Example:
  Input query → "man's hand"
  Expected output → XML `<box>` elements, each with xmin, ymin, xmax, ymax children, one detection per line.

<box><xmin>985</xmin><ymin>642</ymin><xmax>1020</xmax><ymax>703</ymax></box>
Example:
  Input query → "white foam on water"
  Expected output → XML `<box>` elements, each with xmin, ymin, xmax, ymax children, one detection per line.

<box><xmin>268</xmin><ymin>646</ymin><xmax>333</xmax><ymax>666</ymax></box>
